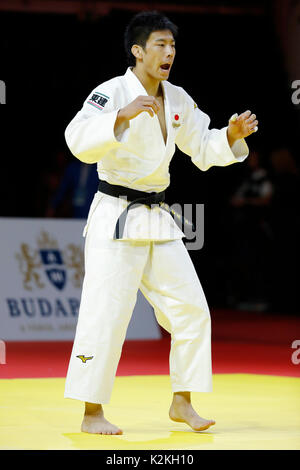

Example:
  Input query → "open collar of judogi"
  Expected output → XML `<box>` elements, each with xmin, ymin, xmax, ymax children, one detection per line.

<box><xmin>124</xmin><ymin>67</ymin><xmax>150</xmax><ymax>99</ymax></box>
<box><xmin>124</xmin><ymin>67</ymin><xmax>171</xmax><ymax>148</ymax></box>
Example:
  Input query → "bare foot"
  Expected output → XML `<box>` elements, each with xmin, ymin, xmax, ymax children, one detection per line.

<box><xmin>81</xmin><ymin>403</ymin><xmax>123</xmax><ymax>435</ymax></box>
<box><xmin>169</xmin><ymin>392</ymin><xmax>215</xmax><ymax>432</ymax></box>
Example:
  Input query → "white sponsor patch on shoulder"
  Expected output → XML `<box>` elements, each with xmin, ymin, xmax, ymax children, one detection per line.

<box><xmin>87</xmin><ymin>91</ymin><xmax>110</xmax><ymax>110</ymax></box>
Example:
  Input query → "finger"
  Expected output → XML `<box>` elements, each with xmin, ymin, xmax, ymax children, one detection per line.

<box><xmin>230</xmin><ymin>113</ymin><xmax>238</xmax><ymax>122</ymax></box>
<box><xmin>238</xmin><ymin>110</ymin><xmax>251</xmax><ymax>120</ymax></box>
<box><xmin>143</xmin><ymin>96</ymin><xmax>160</xmax><ymax>113</ymax></box>
<box><xmin>152</xmin><ymin>97</ymin><xmax>161</xmax><ymax>111</ymax></box>
<box><xmin>142</xmin><ymin>105</ymin><xmax>156</xmax><ymax>117</ymax></box>
<box><xmin>246</xmin><ymin>114</ymin><xmax>256</xmax><ymax>123</ymax></box>
<box><xmin>152</xmin><ymin>98</ymin><xmax>160</xmax><ymax>114</ymax></box>
<box><xmin>247</xmin><ymin>119</ymin><xmax>258</xmax><ymax>129</ymax></box>
<box><xmin>144</xmin><ymin>101</ymin><xmax>159</xmax><ymax>114</ymax></box>
<box><xmin>248</xmin><ymin>122</ymin><xmax>259</xmax><ymax>133</ymax></box>
<box><xmin>137</xmin><ymin>104</ymin><xmax>154</xmax><ymax>117</ymax></box>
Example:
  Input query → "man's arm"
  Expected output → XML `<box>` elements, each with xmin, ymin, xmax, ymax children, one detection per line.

<box><xmin>175</xmin><ymin>88</ymin><xmax>258</xmax><ymax>171</ymax></box>
<box><xmin>65</xmin><ymin>89</ymin><xmax>161</xmax><ymax>164</ymax></box>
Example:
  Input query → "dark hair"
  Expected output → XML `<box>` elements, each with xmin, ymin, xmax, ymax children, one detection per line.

<box><xmin>124</xmin><ymin>10</ymin><xmax>178</xmax><ymax>66</ymax></box>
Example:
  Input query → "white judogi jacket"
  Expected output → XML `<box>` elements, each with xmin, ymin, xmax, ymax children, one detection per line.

<box><xmin>65</xmin><ymin>67</ymin><xmax>249</xmax><ymax>240</ymax></box>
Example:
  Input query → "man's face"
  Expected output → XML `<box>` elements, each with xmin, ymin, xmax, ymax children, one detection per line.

<box><xmin>138</xmin><ymin>29</ymin><xmax>176</xmax><ymax>80</ymax></box>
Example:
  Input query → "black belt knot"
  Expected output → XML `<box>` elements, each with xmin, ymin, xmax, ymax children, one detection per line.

<box><xmin>98</xmin><ymin>180</ymin><xmax>165</xmax><ymax>239</ymax></box>
<box><xmin>98</xmin><ymin>179</ymin><xmax>194</xmax><ymax>239</ymax></box>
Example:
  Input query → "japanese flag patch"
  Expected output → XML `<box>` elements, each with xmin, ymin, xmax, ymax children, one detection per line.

<box><xmin>87</xmin><ymin>91</ymin><xmax>110</xmax><ymax>110</ymax></box>
<box><xmin>172</xmin><ymin>113</ymin><xmax>182</xmax><ymax>128</ymax></box>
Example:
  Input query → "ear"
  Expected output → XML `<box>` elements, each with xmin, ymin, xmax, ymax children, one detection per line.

<box><xmin>131</xmin><ymin>44</ymin><xmax>143</xmax><ymax>61</ymax></box>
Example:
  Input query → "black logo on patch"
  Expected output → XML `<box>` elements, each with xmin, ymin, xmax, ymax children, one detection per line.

<box><xmin>88</xmin><ymin>92</ymin><xmax>109</xmax><ymax>110</ymax></box>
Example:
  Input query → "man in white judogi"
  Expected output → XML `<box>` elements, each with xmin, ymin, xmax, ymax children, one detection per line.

<box><xmin>64</xmin><ymin>11</ymin><xmax>258</xmax><ymax>435</ymax></box>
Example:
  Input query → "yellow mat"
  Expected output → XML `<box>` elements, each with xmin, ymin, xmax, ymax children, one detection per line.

<box><xmin>0</xmin><ymin>374</ymin><xmax>300</xmax><ymax>450</ymax></box>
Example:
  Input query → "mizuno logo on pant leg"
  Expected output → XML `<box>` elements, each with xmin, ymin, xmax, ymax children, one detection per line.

<box><xmin>76</xmin><ymin>355</ymin><xmax>94</xmax><ymax>363</ymax></box>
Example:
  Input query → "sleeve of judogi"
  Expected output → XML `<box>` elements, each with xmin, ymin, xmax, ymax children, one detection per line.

<box><xmin>65</xmin><ymin>81</ymin><xmax>128</xmax><ymax>164</ymax></box>
<box><xmin>175</xmin><ymin>88</ymin><xmax>249</xmax><ymax>171</ymax></box>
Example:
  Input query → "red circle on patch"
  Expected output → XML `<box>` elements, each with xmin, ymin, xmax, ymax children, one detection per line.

<box><xmin>174</xmin><ymin>114</ymin><xmax>179</xmax><ymax>121</ymax></box>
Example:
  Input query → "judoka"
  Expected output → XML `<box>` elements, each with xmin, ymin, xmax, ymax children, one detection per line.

<box><xmin>64</xmin><ymin>11</ymin><xmax>258</xmax><ymax>435</ymax></box>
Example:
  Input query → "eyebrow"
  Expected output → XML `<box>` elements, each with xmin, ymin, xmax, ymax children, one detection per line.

<box><xmin>154</xmin><ymin>38</ymin><xmax>176</xmax><ymax>43</ymax></box>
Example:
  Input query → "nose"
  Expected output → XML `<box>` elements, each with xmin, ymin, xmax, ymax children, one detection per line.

<box><xmin>166</xmin><ymin>45</ymin><xmax>175</xmax><ymax>58</ymax></box>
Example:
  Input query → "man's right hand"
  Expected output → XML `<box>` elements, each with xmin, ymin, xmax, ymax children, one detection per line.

<box><xmin>114</xmin><ymin>96</ymin><xmax>161</xmax><ymax>136</ymax></box>
<box><xmin>120</xmin><ymin>95</ymin><xmax>161</xmax><ymax>120</ymax></box>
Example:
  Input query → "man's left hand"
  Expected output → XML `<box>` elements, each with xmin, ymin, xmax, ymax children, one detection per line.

<box><xmin>227</xmin><ymin>110</ymin><xmax>258</xmax><ymax>146</ymax></box>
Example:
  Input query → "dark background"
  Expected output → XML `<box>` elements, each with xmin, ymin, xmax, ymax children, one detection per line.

<box><xmin>1</xmin><ymin>0</ymin><xmax>299</xmax><ymax>314</ymax></box>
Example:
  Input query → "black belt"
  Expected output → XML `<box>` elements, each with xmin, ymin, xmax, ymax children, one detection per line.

<box><xmin>98</xmin><ymin>179</ymin><xmax>194</xmax><ymax>239</ymax></box>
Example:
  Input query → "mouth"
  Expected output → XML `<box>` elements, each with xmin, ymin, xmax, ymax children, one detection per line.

<box><xmin>160</xmin><ymin>63</ymin><xmax>171</xmax><ymax>73</ymax></box>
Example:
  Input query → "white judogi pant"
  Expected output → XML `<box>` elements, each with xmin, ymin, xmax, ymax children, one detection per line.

<box><xmin>64</xmin><ymin>229</ymin><xmax>212</xmax><ymax>404</ymax></box>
